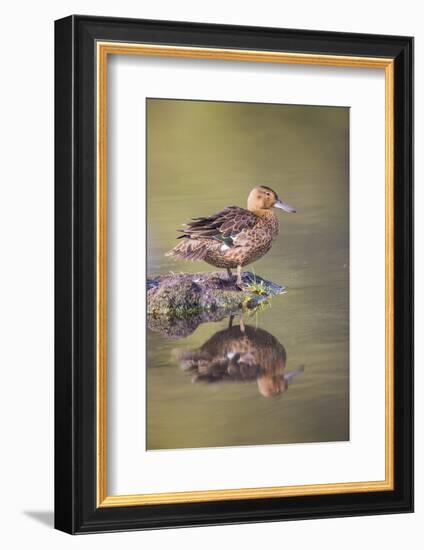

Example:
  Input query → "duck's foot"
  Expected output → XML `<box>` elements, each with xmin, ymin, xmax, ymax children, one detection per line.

<box><xmin>226</xmin><ymin>268</ymin><xmax>240</xmax><ymax>287</ymax></box>
<box><xmin>235</xmin><ymin>277</ymin><xmax>244</xmax><ymax>290</ymax></box>
<box><xmin>225</xmin><ymin>267</ymin><xmax>243</xmax><ymax>288</ymax></box>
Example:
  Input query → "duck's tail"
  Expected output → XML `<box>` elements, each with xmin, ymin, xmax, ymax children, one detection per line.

<box><xmin>165</xmin><ymin>238</ymin><xmax>209</xmax><ymax>261</ymax></box>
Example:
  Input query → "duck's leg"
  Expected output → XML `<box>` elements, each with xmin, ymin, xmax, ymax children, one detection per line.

<box><xmin>226</xmin><ymin>267</ymin><xmax>232</xmax><ymax>281</ymax></box>
<box><xmin>239</xmin><ymin>314</ymin><xmax>245</xmax><ymax>333</ymax></box>
<box><xmin>228</xmin><ymin>315</ymin><xmax>234</xmax><ymax>328</ymax></box>
<box><xmin>236</xmin><ymin>265</ymin><xmax>243</xmax><ymax>287</ymax></box>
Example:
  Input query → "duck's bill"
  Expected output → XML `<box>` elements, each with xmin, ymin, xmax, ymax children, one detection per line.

<box><xmin>274</xmin><ymin>198</ymin><xmax>296</xmax><ymax>213</ymax></box>
<box><xmin>283</xmin><ymin>365</ymin><xmax>305</xmax><ymax>385</ymax></box>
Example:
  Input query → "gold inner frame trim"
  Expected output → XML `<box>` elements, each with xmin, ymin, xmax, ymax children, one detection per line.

<box><xmin>96</xmin><ymin>41</ymin><xmax>395</xmax><ymax>508</ymax></box>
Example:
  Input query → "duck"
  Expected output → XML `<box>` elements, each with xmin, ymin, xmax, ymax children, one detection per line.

<box><xmin>175</xmin><ymin>323</ymin><xmax>304</xmax><ymax>397</ymax></box>
<box><xmin>165</xmin><ymin>186</ymin><xmax>296</xmax><ymax>286</ymax></box>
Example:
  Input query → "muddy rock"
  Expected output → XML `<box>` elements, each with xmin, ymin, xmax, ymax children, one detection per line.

<box><xmin>147</xmin><ymin>272</ymin><xmax>285</xmax><ymax>339</ymax></box>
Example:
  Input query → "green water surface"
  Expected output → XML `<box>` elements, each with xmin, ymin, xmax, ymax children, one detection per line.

<box><xmin>146</xmin><ymin>99</ymin><xmax>349</xmax><ymax>450</ymax></box>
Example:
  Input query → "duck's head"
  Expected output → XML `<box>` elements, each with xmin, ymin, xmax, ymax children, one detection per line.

<box><xmin>247</xmin><ymin>186</ymin><xmax>296</xmax><ymax>214</ymax></box>
<box><xmin>257</xmin><ymin>372</ymin><xmax>287</xmax><ymax>397</ymax></box>
<box><xmin>257</xmin><ymin>365</ymin><xmax>305</xmax><ymax>398</ymax></box>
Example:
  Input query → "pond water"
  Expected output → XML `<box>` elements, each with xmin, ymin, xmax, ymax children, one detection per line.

<box><xmin>146</xmin><ymin>99</ymin><xmax>349</xmax><ymax>450</ymax></box>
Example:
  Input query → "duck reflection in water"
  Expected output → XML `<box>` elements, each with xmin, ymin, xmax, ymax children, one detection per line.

<box><xmin>175</xmin><ymin>318</ymin><xmax>304</xmax><ymax>397</ymax></box>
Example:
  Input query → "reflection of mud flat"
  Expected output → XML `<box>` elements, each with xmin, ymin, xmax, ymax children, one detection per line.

<box><xmin>175</xmin><ymin>324</ymin><xmax>304</xmax><ymax>398</ymax></box>
<box><xmin>147</xmin><ymin>307</ymin><xmax>233</xmax><ymax>339</ymax></box>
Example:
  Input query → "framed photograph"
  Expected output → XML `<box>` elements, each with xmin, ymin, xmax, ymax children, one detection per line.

<box><xmin>54</xmin><ymin>15</ymin><xmax>413</xmax><ymax>534</ymax></box>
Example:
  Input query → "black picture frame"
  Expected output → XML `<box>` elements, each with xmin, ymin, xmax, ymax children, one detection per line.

<box><xmin>55</xmin><ymin>14</ymin><xmax>413</xmax><ymax>534</ymax></box>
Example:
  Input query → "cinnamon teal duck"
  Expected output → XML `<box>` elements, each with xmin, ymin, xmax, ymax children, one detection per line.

<box><xmin>166</xmin><ymin>186</ymin><xmax>296</xmax><ymax>285</ymax></box>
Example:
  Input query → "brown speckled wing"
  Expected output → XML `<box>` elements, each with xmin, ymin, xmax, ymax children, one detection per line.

<box><xmin>177</xmin><ymin>206</ymin><xmax>258</xmax><ymax>243</ymax></box>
